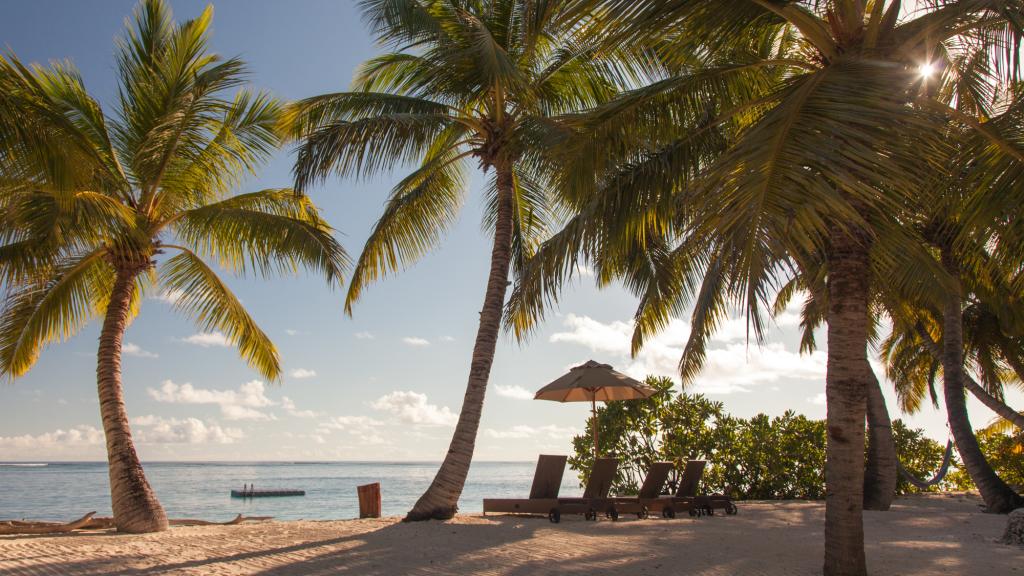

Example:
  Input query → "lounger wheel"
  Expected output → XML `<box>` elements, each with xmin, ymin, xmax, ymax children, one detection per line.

<box><xmin>585</xmin><ymin>509</ymin><xmax>597</xmax><ymax>521</ymax></box>
<box><xmin>637</xmin><ymin>506</ymin><xmax>649</xmax><ymax>520</ymax></box>
<box><xmin>548</xmin><ymin>508</ymin><xmax>561</xmax><ymax>523</ymax></box>
<box><xmin>725</xmin><ymin>502</ymin><xmax>738</xmax><ymax>515</ymax></box>
<box><xmin>605</xmin><ymin>507</ymin><xmax>619</xmax><ymax>521</ymax></box>
<box><xmin>705</xmin><ymin>505</ymin><xmax>714</xmax><ymax>516</ymax></box>
<box><xmin>689</xmin><ymin>507</ymin><xmax>698</xmax><ymax>517</ymax></box>
<box><xmin>662</xmin><ymin>507</ymin><xmax>675</xmax><ymax>519</ymax></box>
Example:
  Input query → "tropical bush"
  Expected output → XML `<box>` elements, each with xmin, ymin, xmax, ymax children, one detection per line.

<box><xmin>948</xmin><ymin>427</ymin><xmax>1024</xmax><ymax>490</ymax></box>
<box><xmin>569</xmin><ymin>376</ymin><xmax>985</xmax><ymax>500</ymax></box>
<box><xmin>890</xmin><ymin>420</ymin><xmax>967</xmax><ymax>494</ymax></box>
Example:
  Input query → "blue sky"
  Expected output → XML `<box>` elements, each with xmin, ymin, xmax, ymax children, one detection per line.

<box><xmin>1</xmin><ymin>0</ymin><xmax>1018</xmax><ymax>462</ymax></box>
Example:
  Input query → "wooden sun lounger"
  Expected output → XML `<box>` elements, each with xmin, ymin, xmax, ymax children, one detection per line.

<box><xmin>483</xmin><ymin>456</ymin><xmax>621</xmax><ymax>523</ymax></box>
<box><xmin>557</xmin><ymin>457</ymin><xmax>620</xmax><ymax>521</ymax></box>
<box><xmin>646</xmin><ymin>460</ymin><xmax>738</xmax><ymax>518</ymax></box>
<box><xmin>610</xmin><ymin>461</ymin><xmax>674</xmax><ymax>519</ymax></box>
<box><xmin>483</xmin><ymin>454</ymin><xmax>567</xmax><ymax>523</ymax></box>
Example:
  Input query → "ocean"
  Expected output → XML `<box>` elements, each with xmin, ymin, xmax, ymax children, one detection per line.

<box><xmin>0</xmin><ymin>461</ymin><xmax>583</xmax><ymax>522</ymax></box>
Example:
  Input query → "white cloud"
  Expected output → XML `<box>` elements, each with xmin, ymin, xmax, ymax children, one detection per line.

<box><xmin>550</xmin><ymin>314</ymin><xmax>640</xmax><ymax>356</ymax></box>
<box><xmin>281</xmin><ymin>396</ymin><xmax>317</xmax><ymax>418</ymax></box>
<box><xmin>220</xmin><ymin>405</ymin><xmax>276</xmax><ymax>421</ymax></box>
<box><xmin>808</xmin><ymin>393</ymin><xmax>827</xmax><ymax>406</ymax></box>
<box><xmin>549</xmin><ymin>313</ymin><xmax>826</xmax><ymax>395</ymax></box>
<box><xmin>123</xmin><ymin>342</ymin><xmax>159</xmax><ymax>358</ymax></box>
<box><xmin>690</xmin><ymin>342</ymin><xmax>827</xmax><ymax>394</ymax></box>
<box><xmin>319</xmin><ymin>415</ymin><xmax>386</xmax><ymax>431</ymax></box>
<box><xmin>355</xmin><ymin>331</ymin><xmax>375</xmax><ymax>340</ymax></box>
<box><xmin>147</xmin><ymin>379</ymin><xmax>318</xmax><ymax>421</ymax></box>
<box><xmin>494</xmin><ymin>384</ymin><xmax>535</xmax><ymax>400</ymax></box>
<box><xmin>0</xmin><ymin>425</ymin><xmax>104</xmax><ymax>449</ymax></box>
<box><xmin>153</xmin><ymin>289</ymin><xmax>184</xmax><ymax>305</ymax></box>
<box><xmin>181</xmin><ymin>332</ymin><xmax>230</xmax><ymax>347</ymax></box>
<box><xmin>402</xmin><ymin>336</ymin><xmax>430</xmax><ymax>347</ymax></box>
<box><xmin>148</xmin><ymin>380</ymin><xmax>275</xmax><ymax>420</ymax></box>
<box><xmin>575</xmin><ymin>263</ymin><xmax>595</xmax><ymax>277</ymax></box>
<box><xmin>440</xmin><ymin>336</ymin><xmax>455</xmax><ymax>342</ymax></box>
<box><xmin>484</xmin><ymin>424</ymin><xmax>578</xmax><ymax>440</ymax></box>
<box><xmin>289</xmin><ymin>368</ymin><xmax>317</xmax><ymax>380</ymax></box>
<box><xmin>285</xmin><ymin>329</ymin><xmax>299</xmax><ymax>336</ymax></box>
<box><xmin>371</xmin><ymin>391</ymin><xmax>457</xmax><ymax>426</ymax></box>
<box><xmin>131</xmin><ymin>415</ymin><xmax>242</xmax><ymax>444</ymax></box>
<box><xmin>318</xmin><ymin>415</ymin><xmax>389</xmax><ymax>445</ymax></box>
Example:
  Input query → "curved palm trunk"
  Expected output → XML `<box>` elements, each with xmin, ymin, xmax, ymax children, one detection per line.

<box><xmin>405</xmin><ymin>164</ymin><xmax>515</xmax><ymax>521</ymax></box>
<box><xmin>964</xmin><ymin>376</ymin><xmax>1024</xmax><ymax>430</ymax></box>
<box><xmin>823</xmin><ymin>226</ymin><xmax>870</xmax><ymax>576</ymax></box>
<box><xmin>98</xmin><ymin>267</ymin><xmax>168</xmax><ymax>533</ymax></box>
<box><xmin>940</xmin><ymin>250</ymin><xmax>1023</xmax><ymax>513</ymax></box>
<box><xmin>863</xmin><ymin>364</ymin><xmax>897</xmax><ymax>511</ymax></box>
<box><xmin>914</xmin><ymin>323</ymin><xmax>1024</xmax><ymax>429</ymax></box>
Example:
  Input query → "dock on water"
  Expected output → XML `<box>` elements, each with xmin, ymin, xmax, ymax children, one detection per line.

<box><xmin>231</xmin><ymin>485</ymin><xmax>305</xmax><ymax>498</ymax></box>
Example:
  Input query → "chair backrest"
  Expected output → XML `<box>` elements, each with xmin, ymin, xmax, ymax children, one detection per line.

<box><xmin>529</xmin><ymin>454</ymin><xmax>568</xmax><ymax>499</ymax></box>
<box><xmin>583</xmin><ymin>457</ymin><xmax>619</xmax><ymax>499</ymax></box>
<box><xmin>638</xmin><ymin>462</ymin><xmax>674</xmax><ymax>499</ymax></box>
<box><xmin>675</xmin><ymin>460</ymin><xmax>707</xmax><ymax>498</ymax></box>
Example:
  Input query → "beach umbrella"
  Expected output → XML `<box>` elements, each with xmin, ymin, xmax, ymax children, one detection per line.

<box><xmin>534</xmin><ymin>360</ymin><xmax>657</xmax><ymax>458</ymax></box>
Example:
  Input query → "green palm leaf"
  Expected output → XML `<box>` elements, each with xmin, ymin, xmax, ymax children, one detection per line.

<box><xmin>158</xmin><ymin>249</ymin><xmax>280</xmax><ymax>381</ymax></box>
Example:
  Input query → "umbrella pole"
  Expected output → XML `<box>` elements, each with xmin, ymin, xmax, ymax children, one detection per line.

<box><xmin>591</xmin><ymin>397</ymin><xmax>598</xmax><ymax>459</ymax></box>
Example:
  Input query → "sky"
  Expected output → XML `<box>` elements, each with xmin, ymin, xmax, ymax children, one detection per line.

<box><xmin>1</xmin><ymin>0</ymin><xmax>1020</xmax><ymax>462</ymax></box>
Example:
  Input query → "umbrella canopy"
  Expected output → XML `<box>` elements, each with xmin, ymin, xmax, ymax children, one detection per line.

<box><xmin>534</xmin><ymin>360</ymin><xmax>656</xmax><ymax>402</ymax></box>
<box><xmin>534</xmin><ymin>360</ymin><xmax>657</xmax><ymax>457</ymax></box>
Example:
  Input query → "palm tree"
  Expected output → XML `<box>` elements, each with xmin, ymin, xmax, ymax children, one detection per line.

<box><xmin>884</xmin><ymin>304</ymin><xmax>1024</xmax><ymax>430</ymax></box>
<box><xmin>508</xmin><ymin>2</ymin><xmax>1024</xmax><ymax>574</ymax></box>
<box><xmin>280</xmin><ymin>0</ymin><xmax>629</xmax><ymax>520</ymax></box>
<box><xmin>883</xmin><ymin>284</ymin><xmax>1024</xmax><ymax>510</ymax></box>
<box><xmin>0</xmin><ymin>0</ymin><xmax>349</xmax><ymax>533</ymax></box>
<box><xmin>772</xmin><ymin>273</ymin><xmax>899</xmax><ymax>511</ymax></box>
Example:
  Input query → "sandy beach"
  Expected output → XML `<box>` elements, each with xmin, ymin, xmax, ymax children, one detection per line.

<box><xmin>0</xmin><ymin>494</ymin><xmax>1018</xmax><ymax>576</ymax></box>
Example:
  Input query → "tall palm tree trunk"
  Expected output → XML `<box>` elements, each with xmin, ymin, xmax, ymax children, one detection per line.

<box><xmin>823</xmin><ymin>226</ymin><xmax>871</xmax><ymax>576</ymax></box>
<box><xmin>863</xmin><ymin>365</ymin><xmax>897</xmax><ymax>511</ymax></box>
<box><xmin>940</xmin><ymin>250</ymin><xmax>1023</xmax><ymax>513</ymax></box>
<box><xmin>98</xmin><ymin>266</ymin><xmax>168</xmax><ymax>533</ymax></box>
<box><xmin>405</xmin><ymin>164</ymin><xmax>515</xmax><ymax>521</ymax></box>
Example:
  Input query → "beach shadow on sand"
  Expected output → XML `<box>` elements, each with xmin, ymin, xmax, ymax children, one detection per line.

<box><xmin>1</xmin><ymin>497</ymin><xmax>1019</xmax><ymax>576</ymax></box>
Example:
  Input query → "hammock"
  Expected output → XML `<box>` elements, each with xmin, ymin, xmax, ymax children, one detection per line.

<box><xmin>897</xmin><ymin>440</ymin><xmax>954</xmax><ymax>489</ymax></box>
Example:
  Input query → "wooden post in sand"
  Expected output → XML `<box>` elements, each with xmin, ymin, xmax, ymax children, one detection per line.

<box><xmin>357</xmin><ymin>483</ymin><xmax>381</xmax><ymax>518</ymax></box>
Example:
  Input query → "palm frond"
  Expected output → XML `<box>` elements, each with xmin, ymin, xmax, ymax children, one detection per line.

<box><xmin>344</xmin><ymin>148</ymin><xmax>469</xmax><ymax>314</ymax></box>
<box><xmin>172</xmin><ymin>189</ymin><xmax>350</xmax><ymax>284</ymax></box>
<box><xmin>159</xmin><ymin>248</ymin><xmax>280</xmax><ymax>380</ymax></box>
<box><xmin>0</xmin><ymin>250</ymin><xmax>111</xmax><ymax>378</ymax></box>
<box><xmin>282</xmin><ymin>91</ymin><xmax>458</xmax><ymax>191</ymax></box>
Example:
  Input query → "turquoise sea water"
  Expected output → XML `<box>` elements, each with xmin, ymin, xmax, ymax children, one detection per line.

<box><xmin>0</xmin><ymin>462</ymin><xmax>582</xmax><ymax>521</ymax></box>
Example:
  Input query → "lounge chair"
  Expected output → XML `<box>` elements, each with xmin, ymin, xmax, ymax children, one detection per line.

<box><xmin>557</xmin><ymin>457</ymin><xmax>620</xmax><ymax>521</ymax></box>
<box><xmin>483</xmin><ymin>454</ymin><xmax>567</xmax><ymax>523</ymax></box>
<box><xmin>649</xmin><ymin>460</ymin><xmax>738</xmax><ymax>518</ymax></box>
<box><xmin>610</xmin><ymin>461</ymin><xmax>674</xmax><ymax>519</ymax></box>
<box><xmin>483</xmin><ymin>456</ymin><xmax>622</xmax><ymax>523</ymax></box>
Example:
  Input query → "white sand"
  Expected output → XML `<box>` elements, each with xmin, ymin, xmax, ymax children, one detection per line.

<box><xmin>0</xmin><ymin>493</ymin><xmax>1019</xmax><ymax>575</ymax></box>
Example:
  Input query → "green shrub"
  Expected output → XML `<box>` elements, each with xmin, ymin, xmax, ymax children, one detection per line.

<box><xmin>972</xmin><ymin>427</ymin><xmax>1024</xmax><ymax>487</ymax></box>
<box><xmin>890</xmin><ymin>419</ymin><xmax>969</xmax><ymax>493</ymax></box>
<box><xmin>567</xmin><ymin>376</ymin><xmax>991</xmax><ymax>500</ymax></box>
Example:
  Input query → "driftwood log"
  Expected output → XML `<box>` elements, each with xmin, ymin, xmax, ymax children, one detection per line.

<box><xmin>170</xmin><ymin>514</ymin><xmax>274</xmax><ymax>526</ymax></box>
<box><xmin>0</xmin><ymin>513</ymin><xmax>272</xmax><ymax>535</ymax></box>
<box><xmin>0</xmin><ymin>512</ymin><xmax>97</xmax><ymax>535</ymax></box>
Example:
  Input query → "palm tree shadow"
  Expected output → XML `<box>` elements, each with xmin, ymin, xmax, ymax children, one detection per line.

<box><xmin>244</xmin><ymin>517</ymin><xmax>547</xmax><ymax>576</ymax></box>
<box><xmin>4</xmin><ymin>499</ymin><xmax>1013</xmax><ymax>576</ymax></box>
